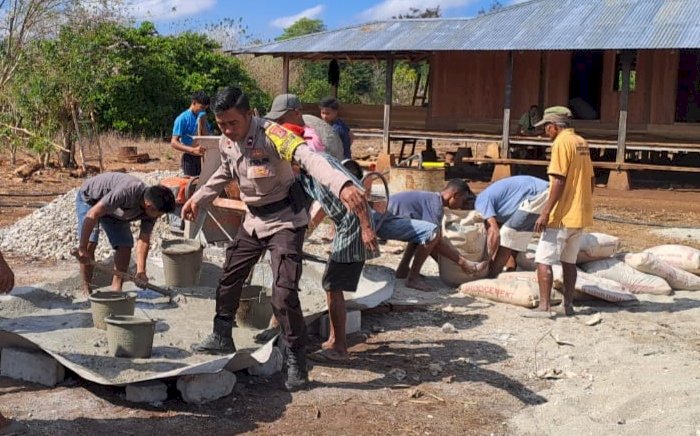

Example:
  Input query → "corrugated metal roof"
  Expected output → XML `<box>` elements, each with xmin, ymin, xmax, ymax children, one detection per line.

<box><xmin>236</xmin><ymin>0</ymin><xmax>700</xmax><ymax>56</ymax></box>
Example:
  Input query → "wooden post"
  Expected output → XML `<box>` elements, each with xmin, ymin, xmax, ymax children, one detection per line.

<box><xmin>383</xmin><ymin>54</ymin><xmax>394</xmax><ymax>154</ymax></box>
<box><xmin>282</xmin><ymin>55</ymin><xmax>290</xmax><ymax>94</ymax></box>
<box><xmin>494</xmin><ymin>51</ymin><xmax>514</xmax><ymax>180</ymax></box>
<box><xmin>616</xmin><ymin>50</ymin><xmax>633</xmax><ymax>164</ymax></box>
<box><xmin>609</xmin><ymin>50</ymin><xmax>634</xmax><ymax>190</ymax></box>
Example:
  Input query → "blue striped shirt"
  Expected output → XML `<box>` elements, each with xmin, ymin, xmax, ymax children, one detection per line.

<box><xmin>299</xmin><ymin>154</ymin><xmax>376</xmax><ymax>263</ymax></box>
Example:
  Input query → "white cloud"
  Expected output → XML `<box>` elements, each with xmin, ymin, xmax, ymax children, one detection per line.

<box><xmin>359</xmin><ymin>0</ymin><xmax>477</xmax><ymax>21</ymax></box>
<box><xmin>126</xmin><ymin>0</ymin><xmax>217</xmax><ymax>21</ymax></box>
<box><xmin>270</xmin><ymin>4</ymin><xmax>325</xmax><ymax>29</ymax></box>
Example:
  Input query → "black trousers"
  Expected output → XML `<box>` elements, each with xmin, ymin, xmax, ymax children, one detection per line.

<box><xmin>216</xmin><ymin>226</ymin><xmax>306</xmax><ymax>350</ymax></box>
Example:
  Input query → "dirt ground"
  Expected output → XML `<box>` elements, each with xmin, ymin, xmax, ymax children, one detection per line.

<box><xmin>1</xmin><ymin>137</ymin><xmax>700</xmax><ymax>435</ymax></box>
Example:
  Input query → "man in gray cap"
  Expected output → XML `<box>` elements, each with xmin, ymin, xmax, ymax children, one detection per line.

<box><xmin>182</xmin><ymin>87</ymin><xmax>368</xmax><ymax>391</ymax></box>
<box><xmin>527</xmin><ymin>106</ymin><xmax>594</xmax><ymax>318</ymax></box>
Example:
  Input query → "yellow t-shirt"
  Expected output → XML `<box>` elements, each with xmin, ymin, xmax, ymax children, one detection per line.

<box><xmin>546</xmin><ymin>128</ymin><xmax>594</xmax><ymax>228</ymax></box>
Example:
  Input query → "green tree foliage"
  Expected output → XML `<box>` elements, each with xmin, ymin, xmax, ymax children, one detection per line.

<box><xmin>478</xmin><ymin>1</ymin><xmax>504</xmax><ymax>15</ymax></box>
<box><xmin>276</xmin><ymin>18</ymin><xmax>326</xmax><ymax>41</ymax></box>
<box><xmin>393</xmin><ymin>7</ymin><xmax>441</xmax><ymax>19</ymax></box>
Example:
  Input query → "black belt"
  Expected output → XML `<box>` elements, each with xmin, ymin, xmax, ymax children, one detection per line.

<box><xmin>247</xmin><ymin>197</ymin><xmax>291</xmax><ymax>217</ymax></box>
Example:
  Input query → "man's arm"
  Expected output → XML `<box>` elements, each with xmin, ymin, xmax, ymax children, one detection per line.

<box><xmin>183</xmin><ymin>148</ymin><xmax>234</xmax><ymax>221</ymax></box>
<box><xmin>77</xmin><ymin>202</ymin><xmax>108</xmax><ymax>262</ymax></box>
<box><xmin>485</xmin><ymin>217</ymin><xmax>500</xmax><ymax>258</ymax></box>
<box><xmin>171</xmin><ymin>135</ymin><xmax>204</xmax><ymax>157</ymax></box>
<box><xmin>293</xmin><ymin>145</ymin><xmax>367</xmax><ymax>216</ymax></box>
<box><xmin>134</xmin><ymin>233</ymin><xmax>150</xmax><ymax>284</ymax></box>
<box><xmin>534</xmin><ymin>175</ymin><xmax>565</xmax><ymax>233</ymax></box>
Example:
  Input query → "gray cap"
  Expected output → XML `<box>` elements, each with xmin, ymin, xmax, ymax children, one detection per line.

<box><xmin>265</xmin><ymin>93</ymin><xmax>302</xmax><ymax>120</ymax></box>
<box><xmin>534</xmin><ymin>106</ymin><xmax>573</xmax><ymax>127</ymax></box>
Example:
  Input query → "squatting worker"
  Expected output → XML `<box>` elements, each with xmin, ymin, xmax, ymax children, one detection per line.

<box><xmin>76</xmin><ymin>172</ymin><xmax>176</xmax><ymax>296</ymax></box>
<box><xmin>181</xmin><ymin>87</ymin><xmax>368</xmax><ymax>391</ymax></box>
<box><xmin>528</xmin><ymin>106</ymin><xmax>594</xmax><ymax>318</ymax></box>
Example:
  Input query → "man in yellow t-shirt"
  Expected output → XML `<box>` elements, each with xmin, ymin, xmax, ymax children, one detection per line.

<box><xmin>526</xmin><ymin>106</ymin><xmax>594</xmax><ymax>318</ymax></box>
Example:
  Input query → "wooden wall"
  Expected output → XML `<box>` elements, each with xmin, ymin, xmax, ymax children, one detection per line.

<box><xmin>429</xmin><ymin>51</ymin><xmax>507</xmax><ymax>129</ymax></box>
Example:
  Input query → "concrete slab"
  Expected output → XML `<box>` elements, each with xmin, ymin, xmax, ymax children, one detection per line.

<box><xmin>1</xmin><ymin>347</ymin><xmax>65</xmax><ymax>387</ymax></box>
<box><xmin>125</xmin><ymin>380</ymin><xmax>168</xmax><ymax>403</ymax></box>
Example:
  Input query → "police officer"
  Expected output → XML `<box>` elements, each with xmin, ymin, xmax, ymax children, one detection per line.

<box><xmin>181</xmin><ymin>87</ymin><xmax>367</xmax><ymax>391</ymax></box>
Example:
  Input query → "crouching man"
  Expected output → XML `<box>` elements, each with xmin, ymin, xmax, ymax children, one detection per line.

<box><xmin>181</xmin><ymin>87</ymin><xmax>367</xmax><ymax>391</ymax></box>
<box><xmin>76</xmin><ymin>172</ymin><xmax>176</xmax><ymax>296</ymax></box>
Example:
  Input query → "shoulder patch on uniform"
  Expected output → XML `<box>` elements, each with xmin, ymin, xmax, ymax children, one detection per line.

<box><xmin>265</xmin><ymin>122</ymin><xmax>305</xmax><ymax>162</ymax></box>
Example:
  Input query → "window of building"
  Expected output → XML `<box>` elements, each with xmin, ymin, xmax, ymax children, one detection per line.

<box><xmin>613</xmin><ymin>52</ymin><xmax>637</xmax><ymax>92</ymax></box>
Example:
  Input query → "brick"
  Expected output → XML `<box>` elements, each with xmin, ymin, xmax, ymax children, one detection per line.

<box><xmin>176</xmin><ymin>371</ymin><xmax>236</xmax><ymax>404</ymax></box>
<box><xmin>248</xmin><ymin>346</ymin><xmax>283</xmax><ymax>377</ymax></box>
<box><xmin>319</xmin><ymin>310</ymin><xmax>361</xmax><ymax>339</ymax></box>
<box><xmin>125</xmin><ymin>380</ymin><xmax>168</xmax><ymax>403</ymax></box>
<box><xmin>0</xmin><ymin>347</ymin><xmax>65</xmax><ymax>387</ymax></box>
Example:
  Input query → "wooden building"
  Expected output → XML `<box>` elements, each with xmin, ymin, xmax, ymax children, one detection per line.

<box><xmin>237</xmin><ymin>0</ymin><xmax>700</xmax><ymax>187</ymax></box>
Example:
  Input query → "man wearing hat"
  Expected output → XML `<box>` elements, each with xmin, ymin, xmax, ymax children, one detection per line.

<box><xmin>528</xmin><ymin>106</ymin><xmax>594</xmax><ymax>318</ymax></box>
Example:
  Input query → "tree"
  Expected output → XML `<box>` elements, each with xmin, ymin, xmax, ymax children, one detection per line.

<box><xmin>276</xmin><ymin>18</ymin><xmax>325</xmax><ymax>41</ymax></box>
<box><xmin>478</xmin><ymin>1</ymin><xmax>504</xmax><ymax>15</ymax></box>
<box><xmin>393</xmin><ymin>7</ymin><xmax>441</xmax><ymax>19</ymax></box>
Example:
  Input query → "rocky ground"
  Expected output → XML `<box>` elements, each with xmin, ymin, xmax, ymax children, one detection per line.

<box><xmin>0</xmin><ymin>138</ymin><xmax>700</xmax><ymax>435</ymax></box>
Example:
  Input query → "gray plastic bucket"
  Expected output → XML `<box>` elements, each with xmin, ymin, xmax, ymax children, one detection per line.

<box><xmin>105</xmin><ymin>315</ymin><xmax>156</xmax><ymax>358</ymax></box>
<box><xmin>88</xmin><ymin>291</ymin><xmax>137</xmax><ymax>330</ymax></box>
<box><xmin>236</xmin><ymin>285</ymin><xmax>273</xmax><ymax>329</ymax></box>
<box><xmin>161</xmin><ymin>238</ymin><xmax>203</xmax><ymax>287</ymax></box>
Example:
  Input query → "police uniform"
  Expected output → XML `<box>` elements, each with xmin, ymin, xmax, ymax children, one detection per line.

<box><xmin>192</xmin><ymin>116</ymin><xmax>351</xmax><ymax>352</ymax></box>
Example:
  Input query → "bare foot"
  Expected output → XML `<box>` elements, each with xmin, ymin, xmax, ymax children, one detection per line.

<box><xmin>406</xmin><ymin>277</ymin><xmax>433</xmax><ymax>292</ymax></box>
<box><xmin>553</xmin><ymin>305</ymin><xmax>575</xmax><ymax>317</ymax></box>
<box><xmin>308</xmin><ymin>348</ymin><xmax>349</xmax><ymax>362</ymax></box>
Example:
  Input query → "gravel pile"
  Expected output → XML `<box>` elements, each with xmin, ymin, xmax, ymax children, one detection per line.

<box><xmin>0</xmin><ymin>171</ymin><xmax>179</xmax><ymax>261</ymax></box>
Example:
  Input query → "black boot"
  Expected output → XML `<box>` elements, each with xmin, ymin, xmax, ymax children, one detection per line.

<box><xmin>284</xmin><ymin>345</ymin><xmax>309</xmax><ymax>391</ymax></box>
<box><xmin>191</xmin><ymin>315</ymin><xmax>236</xmax><ymax>354</ymax></box>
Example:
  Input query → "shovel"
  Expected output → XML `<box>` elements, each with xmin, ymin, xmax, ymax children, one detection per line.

<box><xmin>70</xmin><ymin>248</ymin><xmax>185</xmax><ymax>304</ymax></box>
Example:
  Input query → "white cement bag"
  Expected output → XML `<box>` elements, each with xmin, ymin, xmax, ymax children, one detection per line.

<box><xmin>577</xmin><ymin>232</ymin><xmax>619</xmax><ymax>263</ymax></box>
<box><xmin>550</xmin><ymin>266</ymin><xmax>637</xmax><ymax>302</ymax></box>
<box><xmin>442</xmin><ymin>210</ymin><xmax>486</xmax><ymax>258</ymax></box>
<box><xmin>438</xmin><ymin>256</ymin><xmax>489</xmax><ymax>287</ymax></box>
<box><xmin>623</xmin><ymin>252</ymin><xmax>700</xmax><ymax>291</ymax></box>
<box><xmin>459</xmin><ymin>277</ymin><xmax>540</xmax><ymax>308</ymax></box>
<box><xmin>643</xmin><ymin>245</ymin><xmax>700</xmax><ymax>274</ymax></box>
<box><xmin>581</xmin><ymin>258</ymin><xmax>672</xmax><ymax>295</ymax></box>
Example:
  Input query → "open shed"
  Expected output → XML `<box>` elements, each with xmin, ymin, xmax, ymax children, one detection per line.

<box><xmin>235</xmin><ymin>0</ymin><xmax>700</xmax><ymax>188</ymax></box>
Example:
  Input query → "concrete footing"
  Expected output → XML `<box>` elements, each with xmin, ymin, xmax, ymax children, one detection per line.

<box><xmin>176</xmin><ymin>371</ymin><xmax>236</xmax><ymax>404</ymax></box>
<box><xmin>319</xmin><ymin>310</ymin><xmax>362</xmax><ymax>339</ymax></box>
<box><xmin>0</xmin><ymin>347</ymin><xmax>65</xmax><ymax>387</ymax></box>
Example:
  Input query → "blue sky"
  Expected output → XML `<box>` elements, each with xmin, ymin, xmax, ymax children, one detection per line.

<box><xmin>127</xmin><ymin>0</ymin><xmax>525</xmax><ymax>42</ymax></box>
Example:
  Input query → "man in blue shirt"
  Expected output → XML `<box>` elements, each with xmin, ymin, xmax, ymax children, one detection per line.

<box><xmin>171</xmin><ymin>91</ymin><xmax>210</xmax><ymax>176</ymax></box>
<box><xmin>385</xmin><ymin>179</ymin><xmax>486</xmax><ymax>290</ymax></box>
<box><xmin>320</xmin><ymin>97</ymin><xmax>354</xmax><ymax>160</ymax></box>
<box><xmin>474</xmin><ymin>175</ymin><xmax>549</xmax><ymax>276</ymax></box>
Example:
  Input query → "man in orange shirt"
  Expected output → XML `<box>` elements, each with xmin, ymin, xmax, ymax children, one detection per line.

<box><xmin>529</xmin><ymin>107</ymin><xmax>594</xmax><ymax>317</ymax></box>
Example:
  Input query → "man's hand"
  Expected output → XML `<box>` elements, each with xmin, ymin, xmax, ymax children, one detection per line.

<box><xmin>181</xmin><ymin>198</ymin><xmax>199</xmax><ymax>221</ymax></box>
<box><xmin>0</xmin><ymin>255</ymin><xmax>14</xmax><ymax>294</ymax></box>
<box><xmin>361</xmin><ymin>226</ymin><xmax>378</xmax><ymax>254</ymax></box>
<box><xmin>190</xmin><ymin>145</ymin><xmax>205</xmax><ymax>157</ymax></box>
<box><xmin>134</xmin><ymin>271</ymin><xmax>149</xmax><ymax>288</ymax></box>
<box><xmin>534</xmin><ymin>212</ymin><xmax>549</xmax><ymax>234</ymax></box>
<box><xmin>339</xmin><ymin>183</ymin><xmax>367</xmax><ymax>216</ymax></box>
<box><xmin>76</xmin><ymin>246</ymin><xmax>91</xmax><ymax>265</ymax></box>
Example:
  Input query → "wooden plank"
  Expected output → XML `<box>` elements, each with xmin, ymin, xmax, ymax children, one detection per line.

<box><xmin>501</xmin><ymin>51</ymin><xmax>514</xmax><ymax>159</ymax></box>
<box><xmin>383</xmin><ymin>54</ymin><xmax>394</xmax><ymax>153</ymax></box>
<box><xmin>282</xmin><ymin>55</ymin><xmax>290</xmax><ymax>94</ymax></box>
<box><xmin>616</xmin><ymin>50</ymin><xmax>634</xmax><ymax>164</ymax></box>
<box><xmin>457</xmin><ymin>156</ymin><xmax>700</xmax><ymax>173</ymax></box>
